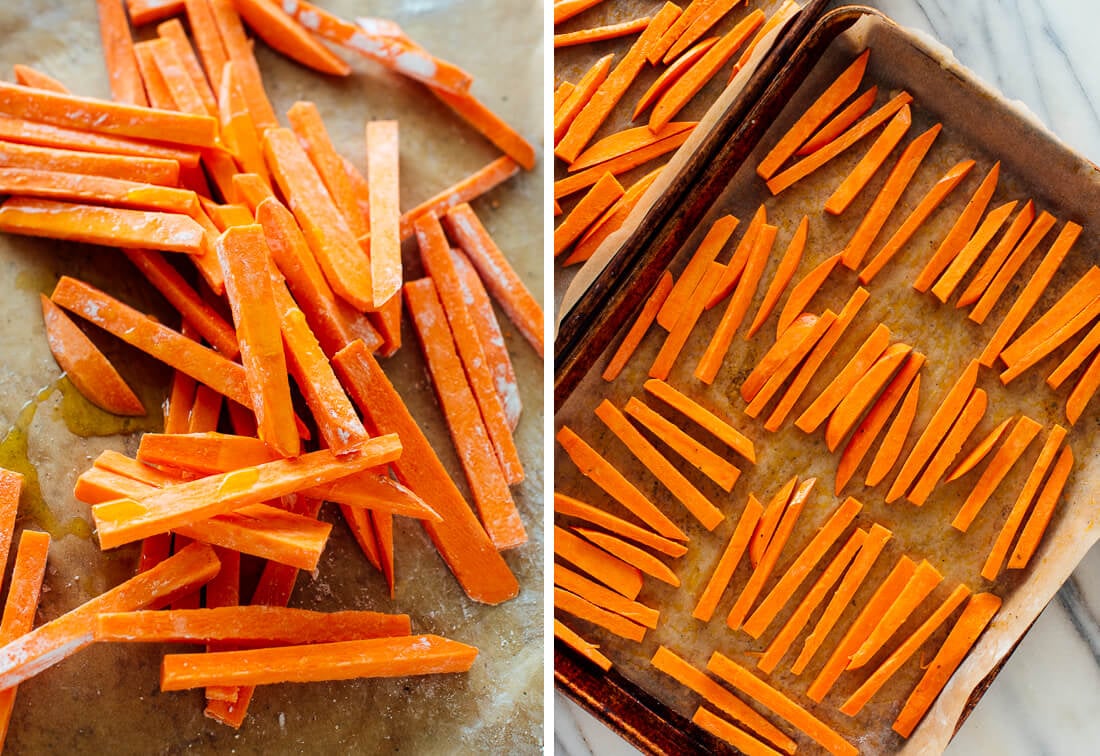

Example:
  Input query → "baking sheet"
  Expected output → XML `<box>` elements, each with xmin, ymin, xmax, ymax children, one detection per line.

<box><xmin>555</xmin><ymin>11</ymin><xmax>1099</xmax><ymax>754</ymax></box>
<box><xmin>0</xmin><ymin>1</ymin><xmax>543</xmax><ymax>753</ymax></box>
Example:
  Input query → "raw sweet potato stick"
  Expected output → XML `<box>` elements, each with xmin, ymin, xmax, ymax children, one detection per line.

<box><xmin>906</xmin><ymin>389</ymin><xmax>988</xmax><ymax>506</ymax></box>
<box><xmin>11</xmin><ymin>65</ymin><xmax>70</xmax><ymax>93</ymax></box>
<box><xmin>658</xmin><ymin>215</ymin><xmax>740</xmax><ymax>329</ymax></box>
<box><xmin>555</xmin><ymin>173</ymin><xmax>624</xmax><ymax>255</ymax></box>
<box><xmin>824</xmin><ymin>342</ymin><xmax>912</xmax><ymax>451</ymax></box>
<box><xmin>234</xmin><ymin>0</ymin><xmax>350</xmax><ymax>75</ymax></box>
<box><xmin>566</xmin><ymin>168</ymin><xmax>663</xmax><ymax>266</ymax></box>
<box><xmin>796</xmin><ymin>86</ymin><xmax>877</xmax><ymax>157</ymax></box>
<box><xmin>741</xmin><ymin>314</ymin><xmax>820</xmax><ymax>402</ymax></box>
<box><xmin>603</xmin><ymin>271</ymin><xmax>673</xmax><ymax>381</ymax></box>
<box><xmin>1049</xmin><ymin>319</ymin><xmax>1100</xmax><ymax>388</ymax></box>
<box><xmin>750</xmin><ymin>477</ymin><xmax>797</xmax><ymax>568</ymax></box>
<box><xmin>967</xmin><ymin>211</ymin><xmax>1057</xmax><ymax>324</ymax></box>
<box><xmin>945</xmin><ymin>416</ymin><xmax>1014</xmax><ymax>482</ymax></box>
<box><xmin>624</xmin><ymin>398</ymin><xmax>741</xmax><ymax>491</ymax></box>
<box><xmin>931</xmin><ymin>200</ymin><xmax>1020</xmax><ymax>303</ymax></box>
<box><xmin>795</xmin><ymin>323</ymin><xmax>891</xmax><ymax>434</ymax></box>
<box><xmin>366</xmin><ymin>120</ymin><xmax>402</xmax><ymax>305</ymax></box>
<box><xmin>555</xmin><ymin>564</ymin><xmax>659</xmax><ymax>629</ymax></box>
<box><xmin>576</xmin><ymin>528</ymin><xmax>679</xmax><ymax>586</ymax></box>
<box><xmin>634</xmin><ymin>39</ymin><xmax>719</xmax><ymax>119</ymax></box>
<box><xmin>693</xmin><ymin>495</ymin><xmax>764</xmax><ymax>622</ymax></box>
<box><xmin>554</xmin><ymin>619</ymin><xmax>613</xmax><ymax>672</ymax></box>
<box><xmin>0</xmin><ymin>530</ymin><xmax>50</xmax><ymax>744</ymax></box>
<box><xmin>824</xmin><ymin>104</ymin><xmax>911</xmax><ymax>215</ymax></box>
<box><xmin>747</xmin><ymin>216</ymin><xmax>807</xmax><ymax>338</ymax></box>
<box><xmin>96</xmin><ymin>0</ymin><xmax>148</xmax><ymax>106</ymax></box>
<box><xmin>1009</xmin><ymin>443</ymin><xmax>1073</xmax><ymax>569</ymax></box>
<box><xmin>554</xmin><ymin>587</ymin><xmax>647</xmax><ymax>642</ymax></box>
<box><xmin>554</xmin><ymin>129</ymin><xmax>692</xmax><ymax>199</ymax></box>
<box><xmin>952</xmin><ymin>415</ymin><xmax>1043</xmax><ymax>531</ymax></box>
<box><xmin>156</xmin><ymin>19</ymin><xmax>217</xmax><ymax>114</ymax></box>
<box><xmin>554</xmin><ymin>17</ymin><xmax>653</xmax><ymax>48</ymax></box>
<box><xmin>692</xmin><ymin>707</ymin><xmax>784</xmax><ymax>756</ymax></box>
<box><xmin>554</xmin><ymin>526</ymin><xmax>643</xmax><ymax>600</ymax></box>
<box><xmin>1067</xmin><ymin>346</ymin><xmax>1100</xmax><ymax>423</ymax></box>
<box><xmin>554</xmin><ymin>54</ymin><xmax>613</xmax><ymax>145</ymax></box>
<box><xmin>650</xmin><ymin>262</ymin><xmax>725</xmax><ymax>380</ymax></box>
<box><xmin>554</xmin><ymin>0</ymin><xmax>609</xmax><ymax>24</ymax></box>
<box><xmin>745</xmin><ymin>313</ymin><xmax>835</xmax><ymax>419</ymax></box>
<box><xmin>554</xmin><ymin>492</ymin><xmax>687</xmax><ymax>558</ymax></box>
<box><xmin>847</xmin><ymin>559</ymin><xmax>943</xmax><ymax>669</ymax></box>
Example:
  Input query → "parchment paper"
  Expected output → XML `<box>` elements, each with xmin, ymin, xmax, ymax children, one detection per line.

<box><xmin>555</xmin><ymin>12</ymin><xmax>1099</xmax><ymax>755</ymax></box>
<box><xmin>0</xmin><ymin>1</ymin><xmax>543</xmax><ymax>753</ymax></box>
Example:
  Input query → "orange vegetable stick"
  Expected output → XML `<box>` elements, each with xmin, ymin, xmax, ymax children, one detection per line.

<box><xmin>634</xmin><ymin>38</ymin><xmax>718</xmax><ymax>120</ymax></box>
<box><xmin>556</xmin><ymin>425</ymin><xmax>687</xmax><ymax>541</ymax></box>
<box><xmin>959</xmin><ymin>209</ymin><xmax>1055</xmax><ymax>312</ymax></box>
<box><xmin>372</xmin><ymin>509</ymin><xmax>396</xmax><ymax>595</ymax></box>
<box><xmin>750</xmin><ymin>478</ymin><xmax>797</xmax><ymax>569</ymax></box>
<box><xmin>893</xmin><ymin>593</ymin><xmax>1001</xmax><ymax>738</ymax></box>
<box><xmin>554</xmin><ymin>618</ymin><xmax>613</xmax><ymax>672</ymax></box>
<box><xmin>693</xmin><ymin>494</ymin><xmax>763</xmax><ymax>622</ymax></box>
<box><xmin>555</xmin><ymin>2</ymin><xmax>681</xmax><ymax>162</ymax></box>
<box><xmin>650</xmin><ymin>262</ymin><xmax>724</xmax><ymax>380</ymax></box>
<box><xmin>400</xmin><ymin>156</ymin><xmax>520</xmax><ymax>241</ymax></box>
<box><xmin>263</xmin><ymin>127</ymin><xmax>374</xmax><ymax>311</ymax></box>
<box><xmin>0</xmin><ymin>470</ymin><xmax>24</xmax><ymax>602</ymax></box>
<box><xmin>999</xmin><ymin>262</ymin><xmax>1095</xmax><ymax>378</ymax></box>
<box><xmin>708</xmin><ymin>653</ymin><xmax>858</xmax><ymax>756</ymax></box>
<box><xmin>952</xmin><ymin>415</ymin><xmax>1043</xmax><ymax>531</ymax></box>
<box><xmin>1048</xmin><ymin>297</ymin><xmax>1100</xmax><ymax>389</ymax></box>
<box><xmin>556</xmin><ymin>584</ymin><xmax>647</xmax><ymax>642</ymax></box>
<box><xmin>967</xmin><ymin>211</ymin><xmax>1057</xmax><ymax>324</ymax></box>
<box><xmin>659</xmin><ymin>215</ymin><xmax>740</xmax><ymax>329</ymax></box>
<box><xmin>157</xmin><ymin>18</ymin><xmax>217</xmax><ymax>115</ymax></box>
<box><xmin>555</xmin><ymin>173</ymin><xmax>624</xmax><ymax>255</ymax></box>
<box><xmin>727</xmin><ymin>479</ymin><xmax>811</xmax><ymax>631</ymax></box>
<box><xmin>199</xmin><ymin>199</ymin><xmax>252</xmax><ymax>230</ymax></box>
<box><xmin>744</xmin><ymin>496</ymin><xmax>862</xmax><ymax>639</ymax></box>
<box><xmin>766</xmin><ymin>287</ymin><xmax>870</xmax><ymax>432</ymax></box>
<box><xmin>649</xmin><ymin>10</ymin><xmax>764</xmax><ymax>133</ymax></box>
<box><xmin>946</xmin><ymin>416</ymin><xmax>1014</xmax><ymax>483</ymax></box>
<box><xmin>128</xmin><ymin>0</ymin><xmax>185</xmax><ymax>26</ymax></box>
<box><xmin>0</xmin><ymin>118</ymin><xmax>200</xmax><ymax>169</ymax></box>
<box><xmin>858</xmin><ymin>156</ymin><xmax>971</xmax><ymax>281</ymax></box>
<box><xmin>364</xmin><ymin>120</ymin><xmax>402</xmax><ymax>305</ymax></box>
<box><xmin>742</xmin><ymin>314</ymin><xmax>820</xmax><ymax>402</ymax></box>
<box><xmin>0</xmin><ymin>542</ymin><xmax>219</xmax><ymax>689</ymax></box>
<box><xmin>577</xmin><ymin>527</ymin><xmax>679</xmax><ymax>586</ymax></box>
<box><xmin>554</xmin><ymin>81</ymin><xmax>576</xmax><ymax>113</ymax></box>
<box><xmin>0</xmin><ymin>529</ymin><xmax>50</xmax><ymax>743</ymax></box>
<box><xmin>848</xmin><ymin>560</ymin><xmax>943</xmax><ymax>670</ymax></box>
<box><xmin>234</xmin><ymin>0</ymin><xmax>350</xmax><ymax>75</ymax></box>
<box><xmin>11</xmin><ymin>64</ymin><xmax>70</xmax><ymax>93</ymax></box>
<box><xmin>757</xmin><ymin>528</ymin><xmax>866</xmax><ymax>675</ymax></box>
<box><xmin>624</xmin><ymin>397</ymin><xmax>741</xmax><ymax>491</ymax></box>
<box><xmin>174</xmin><ymin>504</ymin><xmax>333</xmax><ymax>570</ymax></box>
<box><xmin>603</xmin><ymin>271</ymin><xmax>673</xmax><ymax>381</ymax></box>
<box><xmin>146</xmin><ymin>37</ymin><xmax>208</xmax><ymax>116</ymax></box>
<box><xmin>747</xmin><ymin>216</ymin><xmax>808</xmax><ymax>338</ymax></box>
<box><xmin>96</xmin><ymin>605</ymin><xmax>410</xmax><ymax>644</ymax></box>
<box><xmin>217</xmin><ymin>63</ymin><xmax>267</xmax><ymax>180</ymax></box>
<box><xmin>216</xmin><ymin>225</ymin><xmax>298</xmax><ymax>456</ymax></box>
<box><xmin>982</xmin><ymin>425</ymin><xmax>1067</xmax><ymax>581</ymax></box>
<box><xmin>596</xmin><ymin>399</ymin><xmax>722</xmax><ymax>530</ymax></box>
<box><xmin>651</xmin><ymin>646</ymin><xmax>797</xmax><ymax>754</ymax></box>
<box><xmin>791</xmin><ymin>522</ymin><xmax>892</xmax><ymax>675</ymax></box>
<box><xmin>284</xmin><ymin>103</ymin><xmax>357</xmax><ymax>235</ymax></box>
<box><xmin>341</xmin><ymin>502</ymin><xmax>382</xmax><ymax>573</ymax></box>
<box><xmin>806</xmin><ymin>555</ymin><xmax>917</xmax><ymax>701</ymax></box>
<box><xmin>554</xmin><ymin>54</ymin><xmax>613</xmax><ymax>145</ymax></box>
<box><xmin>416</xmin><ymin>214</ymin><xmax>523</xmax><ymax>484</ymax></box>
<box><xmin>554</xmin><ymin>526</ymin><xmax>644</xmax><ymax>600</ymax></box>
<box><xmin>39</xmin><ymin>294</ymin><xmax>144</xmax><ymax>416</ymax></box>
<box><xmin>840</xmin><ymin>583</ymin><xmax>972</xmax><ymax>716</ymax></box>
<box><xmin>96</xmin><ymin>0</ymin><xmax>149</xmax><ymax>106</ymax></box>
<box><xmin>232</xmin><ymin>172</ymin><xmax>274</xmax><ymax>212</ymax></box>
<box><xmin>886</xmin><ymin>360</ymin><xmax>980</xmax><ymax>502</ymax></box>
<box><xmin>745</xmin><ymin>312</ymin><xmax>835</xmax><ymax>419</ymax></box>
<box><xmin>1010</xmin><ymin>443</ymin><xmax>1073</xmax><ymax>569</ymax></box>
<box><xmin>695</xmin><ymin>222</ymin><xmax>777</xmax><ymax>384</ymax></box>
<box><xmin>564</xmin><ymin>168</ymin><xmax>662</xmax><ymax>266</ymax></box>
<box><xmin>554</xmin><ymin>492</ymin><xmax>687</xmax><ymax>559</ymax></box>
<box><xmin>795</xmin><ymin>323</ymin><xmax>891</xmax><ymax>434</ymax></box>
<box><xmin>442</xmin><ymin>202</ymin><xmax>543</xmax><ymax>357</ymax></box>
<box><xmin>206</xmin><ymin>0</ymin><xmax>278</xmax><ymax>130</ymax></box>
<box><xmin>92</xmin><ymin>437</ymin><xmax>400</xmax><ymax>548</ymax></box>
<box><xmin>795</xmin><ymin>86</ymin><xmax>877</xmax><ymax>157</ymax></box>
<box><xmin>162</xmin><ymin>634</ymin><xmax>477</xmax><ymax>690</ymax></box>
<box><xmin>406</xmin><ymin>278</ymin><xmax>525</xmax><ymax>550</ymax></box>
<box><xmin>333</xmin><ymin>340</ymin><xmax>520</xmax><ymax>604</ymax></box>
<box><xmin>757</xmin><ymin>50</ymin><xmax>870</xmax><ymax>179</ymax></box>
<box><xmin>766</xmin><ymin>92</ymin><xmax>913</xmax><ymax>195</ymax></box>
<box><xmin>556</xmin><ymin>564</ymin><xmax>659</xmax><ymax>629</ymax></box>
<box><xmin>860</xmin><ymin>377</ymin><xmax>921</xmax><ymax>489</ymax></box>
<box><xmin>0</xmin><ymin>140</ymin><xmax>180</xmax><ymax>185</ymax></box>
<box><xmin>256</xmin><ymin>197</ymin><xmax>382</xmax><ymax>357</ymax></box>
<box><xmin>824</xmin><ymin>104</ymin><xmax>911</xmax><ymax>215</ymax></box>
<box><xmin>554</xmin><ymin>0</ymin><xmax>608</xmax><ymax>24</ymax></box>
<box><xmin>571</xmin><ymin>122</ymin><xmax>696</xmax><ymax>174</ymax></box>
<box><xmin>775</xmin><ymin>253</ymin><xmax>841</xmax><ymax>336</ymax></box>
<box><xmin>693</xmin><ymin>707</ymin><xmax>784</xmax><ymax>756</ymax></box>
<box><xmin>824</xmin><ymin>342</ymin><xmax>912</xmax><ymax>452</ymax></box>
<box><xmin>0</xmin><ymin>80</ymin><xmax>217</xmax><ymax>147</ymax></box>
<box><xmin>706</xmin><ymin>204</ymin><xmax>765</xmax><ymax>309</ymax></box>
<box><xmin>913</xmin><ymin>162</ymin><xmax>1000</xmax><ymax>292</ymax></box>
<box><xmin>554</xmin><ymin>129</ymin><xmax>692</xmax><ymax>199</ymax></box>
<box><xmin>184</xmin><ymin>0</ymin><xmax>229</xmax><ymax>88</ymax></box>
<box><xmin>907</xmin><ymin>389</ymin><xmax>987</xmax><ymax>506</ymax></box>
<box><xmin>1067</xmin><ymin>347</ymin><xmax>1100</xmax><ymax>424</ymax></box>
<box><xmin>0</xmin><ymin>199</ymin><xmax>211</xmax><ymax>258</ymax></box>
<box><xmin>554</xmin><ymin>16</ymin><xmax>652</xmax><ymax>48</ymax></box>
<box><xmin>931</xmin><ymin>200</ymin><xmax>1020</xmax><ymax>303</ymax></box>
<box><xmin>835</xmin><ymin>352</ymin><xmax>924</xmax><ymax>491</ymax></box>
<box><xmin>665</xmin><ymin>0</ymin><xmax>742</xmax><ymax>64</ymax></box>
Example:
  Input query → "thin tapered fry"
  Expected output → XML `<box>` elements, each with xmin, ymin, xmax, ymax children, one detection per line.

<box><xmin>555</xmin><ymin>564</ymin><xmax>659</xmax><ymax>629</ymax></box>
<box><xmin>982</xmin><ymin>425</ymin><xmax>1067</xmax><ymax>581</ymax></box>
<box><xmin>792</xmin><ymin>523</ymin><xmax>892</xmax><ymax>675</ymax></box>
<box><xmin>234</xmin><ymin>0</ymin><xmax>350</xmax><ymax>75</ymax></box>
<box><xmin>886</xmin><ymin>360</ymin><xmax>980</xmax><ymax>502</ymax></box>
<box><xmin>0</xmin><ymin>167</ymin><xmax>200</xmax><ymax>214</ymax></box>
<box><xmin>757</xmin><ymin>50</ymin><xmax>870</xmax><ymax>179</ymax></box>
<box><xmin>565</xmin><ymin>168</ymin><xmax>662</xmax><ymax>266</ymax></box>
<box><xmin>694</xmin><ymin>495</ymin><xmax>763</xmax><ymax>622</ymax></box>
<box><xmin>554</xmin><ymin>54</ymin><xmax>613</xmax><ymax>145</ymax></box>
<box><xmin>953</xmin><ymin>415</ymin><xmax>1043</xmax><ymax>531</ymax></box>
<box><xmin>751</xmin><ymin>477</ymin><xmax>797</xmax><ymax>569</ymax></box>
<box><xmin>554</xmin><ymin>492</ymin><xmax>687</xmax><ymax>558</ymax></box>
<box><xmin>840</xmin><ymin>583</ymin><xmax>971</xmax><ymax>715</ymax></box>
<box><xmin>913</xmin><ymin>162</ymin><xmax>1000</xmax><ymax>291</ymax></box>
<box><xmin>11</xmin><ymin>64</ymin><xmax>69</xmax><ymax>92</ymax></box>
<box><xmin>634</xmin><ymin>38</ymin><xmax>718</xmax><ymax>119</ymax></box>
<box><xmin>693</xmin><ymin>707</ymin><xmax>784</xmax><ymax>756</ymax></box>
<box><xmin>742</xmin><ymin>314</ymin><xmax>820</xmax><ymax>402</ymax></box>
<box><xmin>745</xmin><ymin>312</ymin><xmax>835</xmax><ymax>419</ymax></box>
<box><xmin>0</xmin><ymin>140</ymin><xmax>180</xmax><ymax>185</ymax></box>
<box><xmin>157</xmin><ymin>18</ymin><xmax>217</xmax><ymax>115</ymax></box>
<box><xmin>858</xmin><ymin>155</ymin><xmax>970</xmax><ymax>280</ymax></box>
<box><xmin>554</xmin><ymin>0</ymin><xmax>608</xmax><ymax>24</ymax></box>
<box><xmin>554</xmin><ymin>618</ymin><xmax>613</xmax><ymax>672</ymax></box>
<box><xmin>893</xmin><ymin>594</ymin><xmax>1001</xmax><ymax>738</ymax></box>
<box><xmin>556</xmin><ymin>425</ymin><xmax>687</xmax><ymax>541</ymax></box>
<box><xmin>554</xmin><ymin>526</ymin><xmax>643</xmax><ymax>600</ymax></box>
<box><xmin>1010</xmin><ymin>444</ymin><xmax>1073</xmax><ymax>569</ymax></box>
<box><xmin>624</xmin><ymin>398</ymin><xmax>741</xmax><ymax>491</ymax></box>
<box><xmin>649</xmin><ymin>262</ymin><xmax>724</xmax><ymax>380</ymax></box>
<box><xmin>603</xmin><ymin>272</ymin><xmax>673</xmax><ymax>381</ymax></box>
<box><xmin>664</xmin><ymin>0</ymin><xmax>740</xmax><ymax>64</ymax></box>
<box><xmin>796</xmin><ymin>86</ymin><xmax>877</xmax><ymax>157</ymax></box>
<box><xmin>1068</xmin><ymin>348</ymin><xmax>1100</xmax><ymax>424</ymax></box>
<box><xmin>907</xmin><ymin>389</ymin><xmax>987</xmax><ymax>506</ymax></box>
<box><xmin>848</xmin><ymin>560</ymin><xmax>942</xmax><ymax>669</ymax></box>
<box><xmin>824</xmin><ymin>343</ymin><xmax>912</xmax><ymax>452</ymax></box>
<box><xmin>968</xmin><ymin>211</ymin><xmax>1057</xmax><ymax>324</ymax></box>
<box><xmin>748</xmin><ymin>216</ymin><xmax>808</xmax><ymax>338</ymax></box>
<box><xmin>554</xmin><ymin>16</ymin><xmax>652</xmax><ymax>48</ymax></box>
<box><xmin>931</xmin><ymin>200</ymin><xmax>1019</xmax><ymax>303</ymax></box>
<box><xmin>577</xmin><ymin>527</ymin><xmax>679</xmax><ymax>586</ymax></box>
<box><xmin>400</xmin><ymin>156</ymin><xmax>519</xmax><ymax>241</ymax></box>
<box><xmin>555</xmin><ymin>173</ymin><xmax>624</xmax><ymax>255</ymax></box>
<box><xmin>553</xmin><ymin>587</ymin><xmax>647</xmax><ymax>642</ymax></box>
<box><xmin>659</xmin><ymin>214</ymin><xmax>739</xmax><ymax>329</ymax></box>
<box><xmin>795</xmin><ymin>323</ymin><xmax>891</xmax><ymax>434</ymax></box>
<box><xmin>946</xmin><ymin>416</ymin><xmax>1014</xmax><ymax>482</ymax></box>
<box><xmin>864</xmin><ymin>374</ymin><xmax>921</xmax><ymax>487</ymax></box>
<box><xmin>776</xmin><ymin>252</ymin><xmax>841</xmax><ymax>336</ymax></box>
<box><xmin>706</xmin><ymin>205</ymin><xmax>765</xmax><ymax>310</ymax></box>
<box><xmin>824</xmin><ymin>104</ymin><xmax>911</xmax><ymax>215</ymax></box>
<box><xmin>596</xmin><ymin>400</ymin><xmax>722</xmax><ymax>530</ymax></box>
<box><xmin>554</xmin><ymin>129</ymin><xmax>692</xmax><ymax>199</ymax></box>
<box><xmin>652</xmin><ymin>646</ymin><xmax>797</xmax><ymax>754</ymax></box>
<box><xmin>960</xmin><ymin>208</ymin><xmax>1055</xmax><ymax>312</ymax></box>
<box><xmin>1048</xmin><ymin>297</ymin><xmax>1100</xmax><ymax>389</ymax></box>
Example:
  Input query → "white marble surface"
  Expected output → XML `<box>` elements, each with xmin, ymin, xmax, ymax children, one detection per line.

<box><xmin>556</xmin><ymin>0</ymin><xmax>1100</xmax><ymax>753</ymax></box>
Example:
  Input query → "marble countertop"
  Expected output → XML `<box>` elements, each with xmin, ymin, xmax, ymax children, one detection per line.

<box><xmin>556</xmin><ymin>0</ymin><xmax>1100</xmax><ymax>753</ymax></box>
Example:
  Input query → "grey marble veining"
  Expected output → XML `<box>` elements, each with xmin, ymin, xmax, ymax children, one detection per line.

<box><xmin>555</xmin><ymin>0</ymin><xmax>1100</xmax><ymax>753</ymax></box>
